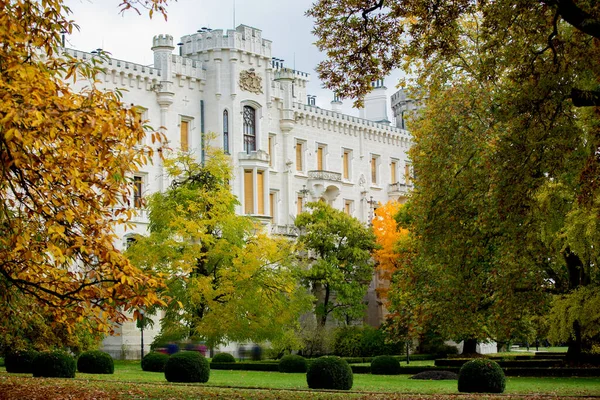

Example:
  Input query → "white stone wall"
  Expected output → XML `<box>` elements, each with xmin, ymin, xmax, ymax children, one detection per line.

<box><xmin>66</xmin><ymin>24</ymin><xmax>413</xmax><ymax>357</ymax></box>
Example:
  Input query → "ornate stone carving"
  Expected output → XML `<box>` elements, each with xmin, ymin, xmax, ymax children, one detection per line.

<box><xmin>358</xmin><ymin>174</ymin><xmax>366</xmax><ymax>189</ymax></box>
<box><xmin>308</xmin><ymin>170</ymin><xmax>342</xmax><ymax>182</ymax></box>
<box><xmin>239</xmin><ymin>70</ymin><xmax>263</xmax><ymax>94</ymax></box>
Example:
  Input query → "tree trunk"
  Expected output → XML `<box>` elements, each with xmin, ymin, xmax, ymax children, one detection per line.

<box><xmin>566</xmin><ymin>320</ymin><xmax>583</xmax><ymax>361</ymax></box>
<box><xmin>319</xmin><ymin>284</ymin><xmax>330</xmax><ymax>327</ymax></box>
<box><xmin>462</xmin><ymin>338</ymin><xmax>478</xmax><ymax>355</ymax></box>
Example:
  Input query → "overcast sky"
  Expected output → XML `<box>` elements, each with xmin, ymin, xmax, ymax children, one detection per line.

<box><xmin>63</xmin><ymin>0</ymin><xmax>401</xmax><ymax>119</ymax></box>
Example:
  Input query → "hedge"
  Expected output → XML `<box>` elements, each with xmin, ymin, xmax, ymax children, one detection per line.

<box><xmin>77</xmin><ymin>351</ymin><xmax>114</xmax><ymax>374</ymax></box>
<box><xmin>435</xmin><ymin>358</ymin><xmax>563</xmax><ymax>368</ymax></box>
<box><xmin>164</xmin><ymin>351</ymin><xmax>210</xmax><ymax>383</ymax></box>
<box><xmin>210</xmin><ymin>362</ymin><xmax>279</xmax><ymax>371</ymax></box>
<box><xmin>5</xmin><ymin>350</ymin><xmax>39</xmax><ymax>373</ymax></box>
<box><xmin>32</xmin><ymin>351</ymin><xmax>76</xmax><ymax>378</ymax></box>
<box><xmin>205</xmin><ymin>361</ymin><xmax>600</xmax><ymax>377</ymax></box>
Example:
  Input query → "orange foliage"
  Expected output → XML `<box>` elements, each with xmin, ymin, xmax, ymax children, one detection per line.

<box><xmin>0</xmin><ymin>0</ymin><xmax>168</xmax><ymax>338</ymax></box>
<box><xmin>372</xmin><ymin>201</ymin><xmax>408</xmax><ymax>303</ymax></box>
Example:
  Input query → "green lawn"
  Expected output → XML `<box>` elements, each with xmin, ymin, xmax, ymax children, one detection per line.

<box><xmin>1</xmin><ymin>358</ymin><xmax>600</xmax><ymax>399</ymax></box>
<box><xmin>42</xmin><ymin>360</ymin><xmax>600</xmax><ymax>396</ymax></box>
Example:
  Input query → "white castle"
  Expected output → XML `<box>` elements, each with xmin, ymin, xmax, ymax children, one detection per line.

<box><xmin>66</xmin><ymin>25</ymin><xmax>413</xmax><ymax>358</ymax></box>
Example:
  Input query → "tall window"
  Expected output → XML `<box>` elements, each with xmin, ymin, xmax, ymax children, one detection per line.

<box><xmin>243</xmin><ymin>106</ymin><xmax>256</xmax><ymax>153</ymax></box>
<box><xmin>317</xmin><ymin>145</ymin><xmax>324</xmax><ymax>170</ymax></box>
<box><xmin>297</xmin><ymin>196</ymin><xmax>304</xmax><ymax>215</ymax></box>
<box><xmin>180</xmin><ymin>119</ymin><xmax>189</xmax><ymax>151</ymax></box>
<box><xmin>223</xmin><ymin>110</ymin><xmax>229</xmax><ymax>154</ymax></box>
<box><xmin>295</xmin><ymin>141</ymin><xmax>304</xmax><ymax>172</ymax></box>
<box><xmin>344</xmin><ymin>200</ymin><xmax>353</xmax><ymax>215</ymax></box>
<box><xmin>244</xmin><ymin>170</ymin><xmax>254</xmax><ymax>214</ymax></box>
<box><xmin>257</xmin><ymin>171</ymin><xmax>265</xmax><ymax>215</ymax></box>
<box><xmin>269</xmin><ymin>192</ymin><xmax>276</xmax><ymax>221</ymax></box>
<box><xmin>243</xmin><ymin>169</ymin><xmax>266</xmax><ymax>215</ymax></box>
<box><xmin>342</xmin><ymin>150</ymin><xmax>350</xmax><ymax>180</ymax></box>
<box><xmin>133</xmin><ymin>176</ymin><xmax>143</xmax><ymax>208</ymax></box>
<box><xmin>390</xmin><ymin>160</ymin><xmax>397</xmax><ymax>184</ymax></box>
<box><xmin>371</xmin><ymin>155</ymin><xmax>379</xmax><ymax>184</ymax></box>
<box><xmin>268</xmin><ymin>135</ymin><xmax>274</xmax><ymax>167</ymax></box>
<box><xmin>405</xmin><ymin>163</ymin><xmax>412</xmax><ymax>184</ymax></box>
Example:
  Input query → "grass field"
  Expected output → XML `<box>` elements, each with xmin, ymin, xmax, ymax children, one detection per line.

<box><xmin>2</xmin><ymin>359</ymin><xmax>600</xmax><ymax>399</ymax></box>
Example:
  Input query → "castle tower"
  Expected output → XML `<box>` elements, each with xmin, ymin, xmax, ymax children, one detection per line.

<box><xmin>151</xmin><ymin>34</ymin><xmax>175</xmax><ymax>82</ymax></box>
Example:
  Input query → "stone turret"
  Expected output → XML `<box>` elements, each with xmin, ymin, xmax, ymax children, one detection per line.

<box><xmin>151</xmin><ymin>34</ymin><xmax>175</xmax><ymax>82</ymax></box>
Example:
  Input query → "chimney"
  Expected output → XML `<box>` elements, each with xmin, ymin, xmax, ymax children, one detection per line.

<box><xmin>331</xmin><ymin>94</ymin><xmax>342</xmax><ymax>113</ymax></box>
<box><xmin>362</xmin><ymin>79</ymin><xmax>390</xmax><ymax>124</ymax></box>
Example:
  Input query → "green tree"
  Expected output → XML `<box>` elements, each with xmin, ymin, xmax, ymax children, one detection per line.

<box><xmin>295</xmin><ymin>201</ymin><xmax>377</xmax><ymax>327</ymax></box>
<box><xmin>308</xmin><ymin>1</ymin><xmax>600</xmax><ymax>357</ymax></box>
<box><xmin>127</xmin><ymin>148</ymin><xmax>311</xmax><ymax>347</ymax></box>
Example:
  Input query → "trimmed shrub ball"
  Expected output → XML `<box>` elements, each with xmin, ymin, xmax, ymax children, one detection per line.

<box><xmin>370</xmin><ymin>355</ymin><xmax>401</xmax><ymax>375</ymax></box>
<box><xmin>77</xmin><ymin>350</ymin><xmax>114</xmax><ymax>374</ymax></box>
<box><xmin>211</xmin><ymin>352</ymin><xmax>236</xmax><ymax>363</ymax></box>
<box><xmin>278</xmin><ymin>354</ymin><xmax>308</xmax><ymax>373</ymax></box>
<box><xmin>306</xmin><ymin>356</ymin><xmax>353</xmax><ymax>390</ymax></box>
<box><xmin>5</xmin><ymin>349</ymin><xmax>39</xmax><ymax>373</ymax></box>
<box><xmin>458</xmin><ymin>358</ymin><xmax>505</xmax><ymax>393</ymax></box>
<box><xmin>142</xmin><ymin>352</ymin><xmax>170</xmax><ymax>372</ymax></box>
<box><xmin>33</xmin><ymin>351</ymin><xmax>76</xmax><ymax>378</ymax></box>
<box><xmin>164</xmin><ymin>351</ymin><xmax>210</xmax><ymax>383</ymax></box>
<box><xmin>410</xmin><ymin>370</ymin><xmax>458</xmax><ymax>380</ymax></box>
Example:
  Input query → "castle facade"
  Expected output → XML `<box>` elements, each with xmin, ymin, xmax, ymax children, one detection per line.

<box><xmin>67</xmin><ymin>25</ymin><xmax>412</xmax><ymax>358</ymax></box>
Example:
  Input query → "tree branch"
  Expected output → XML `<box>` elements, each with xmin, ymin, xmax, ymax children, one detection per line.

<box><xmin>543</xmin><ymin>0</ymin><xmax>600</xmax><ymax>39</ymax></box>
<box><xmin>571</xmin><ymin>88</ymin><xmax>600</xmax><ymax>106</ymax></box>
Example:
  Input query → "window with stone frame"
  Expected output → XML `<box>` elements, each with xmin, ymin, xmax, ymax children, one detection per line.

<box><xmin>243</xmin><ymin>106</ymin><xmax>256</xmax><ymax>153</ymax></box>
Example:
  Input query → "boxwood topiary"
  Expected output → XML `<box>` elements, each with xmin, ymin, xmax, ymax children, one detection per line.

<box><xmin>77</xmin><ymin>350</ymin><xmax>114</xmax><ymax>374</ymax></box>
<box><xmin>142</xmin><ymin>352</ymin><xmax>170</xmax><ymax>372</ymax></box>
<box><xmin>5</xmin><ymin>349</ymin><xmax>39</xmax><ymax>373</ymax></box>
<box><xmin>278</xmin><ymin>354</ymin><xmax>308</xmax><ymax>373</ymax></box>
<box><xmin>306</xmin><ymin>356</ymin><xmax>353</xmax><ymax>390</ymax></box>
<box><xmin>32</xmin><ymin>351</ymin><xmax>76</xmax><ymax>378</ymax></box>
<box><xmin>370</xmin><ymin>355</ymin><xmax>401</xmax><ymax>375</ymax></box>
<box><xmin>164</xmin><ymin>351</ymin><xmax>210</xmax><ymax>383</ymax></box>
<box><xmin>458</xmin><ymin>358</ymin><xmax>505</xmax><ymax>393</ymax></box>
<box><xmin>211</xmin><ymin>352</ymin><xmax>236</xmax><ymax>363</ymax></box>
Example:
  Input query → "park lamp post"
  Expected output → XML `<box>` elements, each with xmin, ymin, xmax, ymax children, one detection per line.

<box><xmin>139</xmin><ymin>309</ymin><xmax>145</xmax><ymax>360</ymax></box>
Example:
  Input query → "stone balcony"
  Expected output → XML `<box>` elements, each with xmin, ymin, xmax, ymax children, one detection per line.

<box><xmin>388</xmin><ymin>182</ymin><xmax>412</xmax><ymax>201</ymax></box>
<box><xmin>271</xmin><ymin>224</ymin><xmax>299</xmax><ymax>237</ymax></box>
<box><xmin>307</xmin><ymin>170</ymin><xmax>341</xmax><ymax>201</ymax></box>
<box><xmin>307</xmin><ymin>170</ymin><xmax>342</xmax><ymax>182</ymax></box>
<box><xmin>238</xmin><ymin>149</ymin><xmax>270</xmax><ymax>168</ymax></box>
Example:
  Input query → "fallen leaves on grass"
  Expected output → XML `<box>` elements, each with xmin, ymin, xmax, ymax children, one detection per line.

<box><xmin>1</xmin><ymin>375</ymin><xmax>599</xmax><ymax>400</ymax></box>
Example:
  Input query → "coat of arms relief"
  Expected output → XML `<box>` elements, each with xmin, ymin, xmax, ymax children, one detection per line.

<box><xmin>239</xmin><ymin>70</ymin><xmax>263</xmax><ymax>94</ymax></box>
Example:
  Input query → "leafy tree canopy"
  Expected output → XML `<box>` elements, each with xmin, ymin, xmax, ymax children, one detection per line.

<box><xmin>127</xmin><ymin>148</ymin><xmax>312</xmax><ymax>347</ymax></box>
<box><xmin>0</xmin><ymin>0</ymin><xmax>170</xmax><ymax>342</ymax></box>
<box><xmin>295</xmin><ymin>201</ymin><xmax>377</xmax><ymax>326</ymax></box>
<box><xmin>309</xmin><ymin>0</ymin><xmax>600</xmax><ymax>355</ymax></box>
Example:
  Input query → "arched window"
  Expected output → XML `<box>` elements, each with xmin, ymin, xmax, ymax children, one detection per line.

<box><xmin>243</xmin><ymin>106</ymin><xmax>256</xmax><ymax>153</ymax></box>
<box><xmin>223</xmin><ymin>110</ymin><xmax>229</xmax><ymax>154</ymax></box>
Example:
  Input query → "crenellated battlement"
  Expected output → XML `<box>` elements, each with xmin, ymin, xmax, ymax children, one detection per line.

<box><xmin>179</xmin><ymin>24</ymin><xmax>272</xmax><ymax>59</ymax></box>
<box><xmin>62</xmin><ymin>48</ymin><xmax>162</xmax><ymax>84</ymax></box>
<box><xmin>152</xmin><ymin>34</ymin><xmax>174</xmax><ymax>50</ymax></box>
<box><xmin>292</xmin><ymin>102</ymin><xmax>412</xmax><ymax>146</ymax></box>
<box><xmin>170</xmin><ymin>55</ymin><xmax>205</xmax><ymax>80</ymax></box>
<box><xmin>273</xmin><ymin>67</ymin><xmax>309</xmax><ymax>82</ymax></box>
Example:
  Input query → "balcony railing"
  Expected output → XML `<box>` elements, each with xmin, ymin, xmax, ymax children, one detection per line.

<box><xmin>271</xmin><ymin>224</ymin><xmax>299</xmax><ymax>237</ymax></box>
<box><xmin>307</xmin><ymin>170</ymin><xmax>342</xmax><ymax>182</ymax></box>
<box><xmin>388</xmin><ymin>182</ymin><xmax>412</xmax><ymax>195</ymax></box>
<box><xmin>129</xmin><ymin>208</ymin><xmax>149</xmax><ymax>224</ymax></box>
